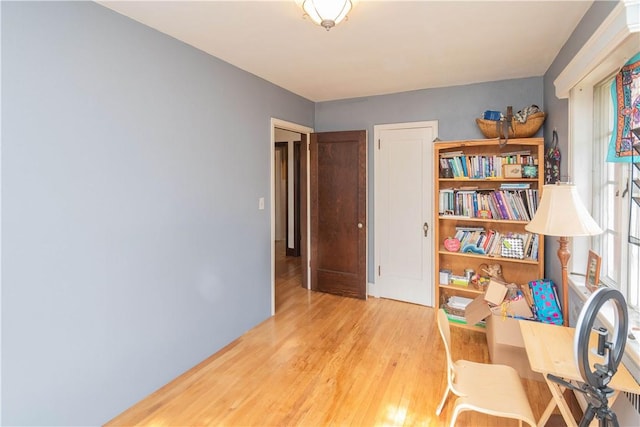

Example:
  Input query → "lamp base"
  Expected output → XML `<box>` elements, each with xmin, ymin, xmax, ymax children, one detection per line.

<box><xmin>557</xmin><ymin>236</ymin><xmax>570</xmax><ymax>326</ymax></box>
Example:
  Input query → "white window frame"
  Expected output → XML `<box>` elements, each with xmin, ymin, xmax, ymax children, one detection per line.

<box><xmin>555</xmin><ymin>0</ymin><xmax>639</xmax><ymax>276</ymax></box>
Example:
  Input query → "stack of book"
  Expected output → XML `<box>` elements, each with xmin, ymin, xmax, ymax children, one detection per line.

<box><xmin>454</xmin><ymin>225</ymin><xmax>488</xmax><ymax>254</ymax></box>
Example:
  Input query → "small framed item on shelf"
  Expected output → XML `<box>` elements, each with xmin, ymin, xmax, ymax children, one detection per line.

<box><xmin>586</xmin><ymin>250</ymin><xmax>601</xmax><ymax>292</ymax></box>
<box><xmin>522</xmin><ymin>165</ymin><xmax>538</xmax><ymax>178</ymax></box>
<box><xmin>502</xmin><ymin>164</ymin><xmax>522</xmax><ymax>178</ymax></box>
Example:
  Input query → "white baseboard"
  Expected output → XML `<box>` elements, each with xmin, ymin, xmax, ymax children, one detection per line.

<box><xmin>367</xmin><ymin>282</ymin><xmax>379</xmax><ymax>298</ymax></box>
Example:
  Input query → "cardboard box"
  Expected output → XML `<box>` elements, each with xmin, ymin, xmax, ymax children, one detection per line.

<box><xmin>464</xmin><ymin>293</ymin><xmax>493</xmax><ymax>326</ymax></box>
<box><xmin>492</xmin><ymin>297</ymin><xmax>534</xmax><ymax>319</ymax></box>
<box><xmin>463</xmin><ymin>282</ymin><xmax>540</xmax><ymax>381</ymax></box>
<box><xmin>470</xmin><ymin>280</ymin><xmax>534</xmax><ymax>319</ymax></box>
<box><xmin>486</xmin><ymin>315</ymin><xmax>543</xmax><ymax>381</ymax></box>
<box><xmin>502</xmin><ymin>164</ymin><xmax>522</xmax><ymax>178</ymax></box>
<box><xmin>484</xmin><ymin>279</ymin><xmax>508</xmax><ymax>305</ymax></box>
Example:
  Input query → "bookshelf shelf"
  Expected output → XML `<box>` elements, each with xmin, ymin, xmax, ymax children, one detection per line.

<box><xmin>434</xmin><ymin>138</ymin><xmax>545</xmax><ymax>331</ymax></box>
<box><xmin>437</xmin><ymin>250</ymin><xmax>540</xmax><ymax>265</ymax></box>
<box><xmin>439</xmin><ymin>284</ymin><xmax>484</xmax><ymax>295</ymax></box>
<box><xmin>439</xmin><ymin>216</ymin><xmax>529</xmax><ymax>225</ymax></box>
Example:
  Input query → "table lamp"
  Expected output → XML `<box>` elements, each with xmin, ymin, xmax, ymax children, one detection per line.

<box><xmin>525</xmin><ymin>183</ymin><xmax>603</xmax><ymax>326</ymax></box>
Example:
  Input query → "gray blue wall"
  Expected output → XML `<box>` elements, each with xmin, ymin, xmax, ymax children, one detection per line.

<box><xmin>315</xmin><ymin>78</ymin><xmax>543</xmax><ymax>141</ymax></box>
<box><xmin>315</xmin><ymin>78</ymin><xmax>544</xmax><ymax>281</ymax></box>
<box><xmin>1</xmin><ymin>2</ymin><xmax>313</xmax><ymax>425</ymax></box>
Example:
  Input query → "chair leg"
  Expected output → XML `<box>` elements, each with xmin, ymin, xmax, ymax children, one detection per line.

<box><xmin>436</xmin><ymin>385</ymin><xmax>451</xmax><ymax>416</ymax></box>
<box><xmin>449</xmin><ymin>402</ymin><xmax>465</xmax><ymax>427</ymax></box>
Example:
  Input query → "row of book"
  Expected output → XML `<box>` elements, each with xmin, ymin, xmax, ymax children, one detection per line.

<box><xmin>439</xmin><ymin>150</ymin><xmax>537</xmax><ymax>179</ymax></box>
<box><xmin>439</xmin><ymin>188</ymin><xmax>539</xmax><ymax>221</ymax></box>
<box><xmin>451</xmin><ymin>227</ymin><xmax>539</xmax><ymax>261</ymax></box>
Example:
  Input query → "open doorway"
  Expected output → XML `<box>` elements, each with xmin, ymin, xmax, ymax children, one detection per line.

<box><xmin>274</xmin><ymin>133</ymin><xmax>301</xmax><ymax>258</ymax></box>
<box><xmin>274</xmin><ymin>133</ymin><xmax>301</xmax><ymax>313</ymax></box>
<box><xmin>270</xmin><ymin>119</ymin><xmax>313</xmax><ymax>315</ymax></box>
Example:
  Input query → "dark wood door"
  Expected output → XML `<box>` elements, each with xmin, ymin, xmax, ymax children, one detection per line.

<box><xmin>300</xmin><ymin>135</ymin><xmax>308</xmax><ymax>290</ymax></box>
<box><xmin>310</xmin><ymin>130</ymin><xmax>367</xmax><ymax>299</ymax></box>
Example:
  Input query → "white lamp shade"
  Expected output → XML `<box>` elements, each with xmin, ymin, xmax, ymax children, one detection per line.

<box><xmin>525</xmin><ymin>183</ymin><xmax>603</xmax><ymax>237</ymax></box>
<box><xmin>302</xmin><ymin>0</ymin><xmax>352</xmax><ymax>28</ymax></box>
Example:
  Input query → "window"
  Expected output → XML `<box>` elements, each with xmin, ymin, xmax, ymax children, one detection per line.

<box><xmin>591</xmin><ymin>77</ymin><xmax>640</xmax><ymax>311</ymax></box>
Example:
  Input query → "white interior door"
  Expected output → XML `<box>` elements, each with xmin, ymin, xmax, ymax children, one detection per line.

<box><xmin>374</xmin><ymin>122</ymin><xmax>436</xmax><ymax>306</ymax></box>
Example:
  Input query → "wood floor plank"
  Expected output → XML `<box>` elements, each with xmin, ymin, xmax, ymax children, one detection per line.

<box><xmin>106</xmin><ymin>242</ymin><xmax>577</xmax><ymax>426</ymax></box>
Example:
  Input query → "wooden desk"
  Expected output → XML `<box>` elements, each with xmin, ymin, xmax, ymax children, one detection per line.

<box><xmin>519</xmin><ymin>320</ymin><xmax>640</xmax><ymax>427</ymax></box>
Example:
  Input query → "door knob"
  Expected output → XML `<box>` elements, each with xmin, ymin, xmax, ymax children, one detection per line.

<box><xmin>358</xmin><ymin>223</ymin><xmax>363</xmax><ymax>229</ymax></box>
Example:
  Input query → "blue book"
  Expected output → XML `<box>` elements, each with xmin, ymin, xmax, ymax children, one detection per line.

<box><xmin>460</xmin><ymin>155</ymin><xmax>468</xmax><ymax>177</ymax></box>
<box><xmin>472</xmin><ymin>192</ymin><xmax>479</xmax><ymax>216</ymax></box>
<box><xmin>454</xmin><ymin>157</ymin><xmax>465</xmax><ymax>177</ymax></box>
<box><xmin>448</xmin><ymin>158</ymin><xmax>459</xmax><ymax>177</ymax></box>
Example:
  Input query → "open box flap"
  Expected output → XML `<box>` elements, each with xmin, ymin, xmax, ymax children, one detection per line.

<box><xmin>464</xmin><ymin>295</ymin><xmax>492</xmax><ymax>326</ymax></box>
<box><xmin>484</xmin><ymin>279</ymin><xmax>508</xmax><ymax>305</ymax></box>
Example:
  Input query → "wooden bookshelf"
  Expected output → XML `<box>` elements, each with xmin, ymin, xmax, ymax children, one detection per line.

<box><xmin>434</xmin><ymin>138</ymin><xmax>545</xmax><ymax>330</ymax></box>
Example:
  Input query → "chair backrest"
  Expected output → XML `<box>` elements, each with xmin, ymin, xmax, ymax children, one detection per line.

<box><xmin>437</xmin><ymin>309</ymin><xmax>456</xmax><ymax>385</ymax></box>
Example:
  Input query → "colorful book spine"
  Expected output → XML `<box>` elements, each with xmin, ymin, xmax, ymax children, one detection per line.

<box><xmin>493</xmin><ymin>191</ymin><xmax>510</xmax><ymax>219</ymax></box>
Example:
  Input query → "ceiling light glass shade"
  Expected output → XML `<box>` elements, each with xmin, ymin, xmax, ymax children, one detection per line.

<box><xmin>301</xmin><ymin>0</ymin><xmax>352</xmax><ymax>30</ymax></box>
<box><xmin>525</xmin><ymin>183</ymin><xmax>603</xmax><ymax>237</ymax></box>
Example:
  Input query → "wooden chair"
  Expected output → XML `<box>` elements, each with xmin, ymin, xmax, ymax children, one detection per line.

<box><xmin>436</xmin><ymin>309</ymin><xmax>537</xmax><ymax>427</ymax></box>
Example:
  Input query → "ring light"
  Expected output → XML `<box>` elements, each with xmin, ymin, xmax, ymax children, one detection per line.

<box><xmin>574</xmin><ymin>287</ymin><xmax>628</xmax><ymax>390</ymax></box>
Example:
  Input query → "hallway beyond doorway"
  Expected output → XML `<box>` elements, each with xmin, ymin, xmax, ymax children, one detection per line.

<box><xmin>275</xmin><ymin>240</ymin><xmax>302</xmax><ymax>313</ymax></box>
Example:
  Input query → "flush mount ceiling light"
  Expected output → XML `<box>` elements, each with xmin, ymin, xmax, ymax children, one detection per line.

<box><xmin>299</xmin><ymin>0</ymin><xmax>353</xmax><ymax>31</ymax></box>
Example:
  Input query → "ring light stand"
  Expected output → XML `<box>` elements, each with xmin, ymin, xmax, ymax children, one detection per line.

<box><xmin>547</xmin><ymin>287</ymin><xmax>628</xmax><ymax>427</ymax></box>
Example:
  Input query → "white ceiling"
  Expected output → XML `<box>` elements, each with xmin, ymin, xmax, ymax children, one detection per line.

<box><xmin>99</xmin><ymin>0</ymin><xmax>593</xmax><ymax>102</ymax></box>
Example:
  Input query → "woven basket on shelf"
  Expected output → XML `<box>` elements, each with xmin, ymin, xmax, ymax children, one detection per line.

<box><xmin>476</xmin><ymin>111</ymin><xmax>546</xmax><ymax>139</ymax></box>
<box><xmin>442</xmin><ymin>303</ymin><xmax>466</xmax><ymax>318</ymax></box>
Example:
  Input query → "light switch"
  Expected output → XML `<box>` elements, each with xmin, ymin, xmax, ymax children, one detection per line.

<box><xmin>258</xmin><ymin>197</ymin><xmax>265</xmax><ymax>210</ymax></box>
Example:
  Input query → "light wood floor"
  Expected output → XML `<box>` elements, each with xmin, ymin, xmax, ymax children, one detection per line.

<box><xmin>107</xmin><ymin>243</ymin><xmax>577</xmax><ymax>426</ymax></box>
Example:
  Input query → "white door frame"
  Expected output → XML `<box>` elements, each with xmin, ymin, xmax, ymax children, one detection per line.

<box><xmin>372</xmin><ymin>120</ymin><xmax>438</xmax><ymax>302</ymax></box>
<box><xmin>270</xmin><ymin>118</ymin><xmax>314</xmax><ymax>315</ymax></box>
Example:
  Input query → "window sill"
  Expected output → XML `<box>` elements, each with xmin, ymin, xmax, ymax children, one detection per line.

<box><xmin>569</xmin><ymin>273</ymin><xmax>640</xmax><ymax>383</ymax></box>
